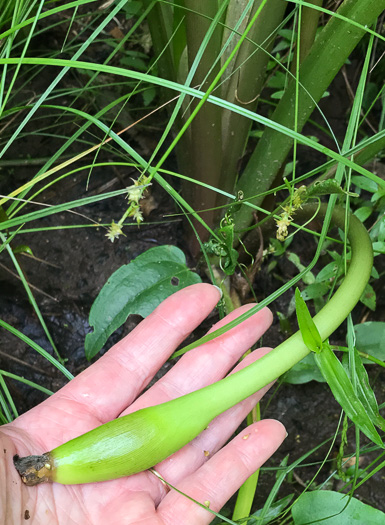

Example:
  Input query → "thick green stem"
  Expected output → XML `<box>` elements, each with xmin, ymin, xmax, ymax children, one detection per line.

<box><xmin>234</xmin><ymin>0</ymin><xmax>385</xmax><ymax>232</ymax></box>
<box><xmin>220</xmin><ymin>0</ymin><xmax>286</xmax><ymax>197</ymax></box>
<box><xmin>180</xmin><ymin>1</ymin><xmax>224</xmax><ymax>251</ymax></box>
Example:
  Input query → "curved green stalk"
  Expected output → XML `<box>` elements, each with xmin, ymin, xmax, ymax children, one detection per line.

<box><xmin>14</xmin><ymin>206</ymin><xmax>373</xmax><ymax>485</ymax></box>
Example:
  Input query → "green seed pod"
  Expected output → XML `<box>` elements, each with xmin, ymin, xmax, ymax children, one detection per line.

<box><xmin>14</xmin><ymin>401</ymin><xmax>216</xmax><ymax>485</ymax></box>
<box><xmin>14</xmin><ymin>205</ymin><xmax>373</xmax><ymax>486</ymax></box>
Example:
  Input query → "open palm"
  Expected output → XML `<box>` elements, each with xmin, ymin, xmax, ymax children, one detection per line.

<box><xmin>1</xmin><ymin>284</ymin><xmax>286</xmax><ymax>525</ymax></box>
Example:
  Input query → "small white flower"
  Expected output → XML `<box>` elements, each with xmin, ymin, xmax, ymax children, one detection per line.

<box><xmin>275</xmin><ymin>215</ymin><xmax>292</xmax><ymax>241</ymax></box>
<box><xmin>126</xmin><ymin>178</ymin><xmax>151</xmax><ymax>204</ymax></box>
<box><xmin>105</xmin><ymin>221</ymin><xmax>124</xmax><ymax>242</ymax></box>
<box><xmin>132</xmin><ymin>208</ymin><xmax>144</xmax><ymax>225</ymax></box>
<box><xmin>126</xmin><ymin>184</ymin><xmax>142</xmax><ymax>203</ymax></box>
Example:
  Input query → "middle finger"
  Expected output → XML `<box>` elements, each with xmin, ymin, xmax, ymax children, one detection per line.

<box><xmin>121</xmin><ymin>304</ymin><xmax>272</xmax><ymax>416</ymax></box>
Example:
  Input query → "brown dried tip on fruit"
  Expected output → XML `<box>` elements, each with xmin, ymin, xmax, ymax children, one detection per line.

<box><xmin>13</xmin><ymin>454</ymin><xmax>54</xmax><ymax>486</ymax></box>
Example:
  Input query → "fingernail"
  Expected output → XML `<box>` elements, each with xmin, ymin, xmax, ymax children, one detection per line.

<box><xmin>212</xmin><ymin>285</ymin><xmax>223</xmax><ymax>298</ymax></box>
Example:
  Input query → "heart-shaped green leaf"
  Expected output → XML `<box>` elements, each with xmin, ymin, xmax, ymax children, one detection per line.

<box><xmin>354</xmin><ymin>322</ymin><xmax>385</xmax><ymax>361</ymax></box>
<box><xmin>292</xmin><ymin>490</ymin><xmax>385</xmax><ymax>524</ymax></box>
<box><xmin>85</xmin><ymin>245</ymin><xmax>201</xmax><ymax>360</ymax></box>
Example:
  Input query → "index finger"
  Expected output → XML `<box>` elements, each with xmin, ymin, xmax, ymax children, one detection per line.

<box><xmin>20</xmin><ymin>284</ymin><xmax>222</xmax><ymax>426</ymax></box>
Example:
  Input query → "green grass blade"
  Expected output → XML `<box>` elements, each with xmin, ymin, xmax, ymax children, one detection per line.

<box><xmin>0</xmin><ymin>58</ymin><xmax>383</xmax><ymax>190</ymax></box>
<box><xmin>0</xmin><ymin>0</ymin><xmax>129</xmax><ymax>159</ymax></box>
<box><xmin>0</xmin><ymin>388</ymin><xmax>13</xmax><ymax>423</ymax></box>
<box><xmin>0</xmin><ymin>0</ymin><xmax>97</xmax><ymax>41</ymax></box>
<box><xmin>0</xmin><ymin>0</ymin><xmax>45</xmax><ymax>114</ymax></box>
<box><xmin>0</xmin><ymin>374</ymin><xmax>18</xmax><ymax>419</ymax></box>
<box><xmin>0</xmin><ymin>370</ymin><xmax>53</xmax><ymax>396</ymax></box>
<box><xmin>0</xmin><ymin>319</ymin><xmax>73</xmax><ymax>380</ymax></box>
<box><xmin>0</xmin><ymin>232</ymin><xmax>62</xmax><ymax>362</ymax></box>
<box><xmin>0</xmin><ymin>188</ymin><xmax>128</xmax><ymax>231</ymax></box>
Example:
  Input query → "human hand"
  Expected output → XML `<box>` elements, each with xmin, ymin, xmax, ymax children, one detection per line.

<box><xmin>1</xmin><ymin>283</ymin><xmax>286</xmax><ymax>524</ymax></box>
